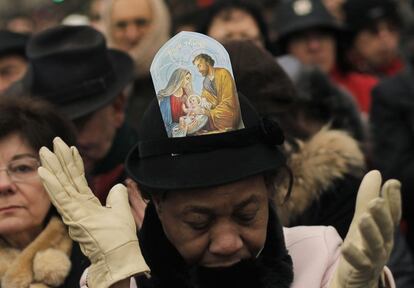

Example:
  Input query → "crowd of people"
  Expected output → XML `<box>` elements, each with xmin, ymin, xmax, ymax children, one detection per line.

<box><xmin>0</xmin><ymin>0</ymin><xmax>413</xmax><ymax>287</ymax></box>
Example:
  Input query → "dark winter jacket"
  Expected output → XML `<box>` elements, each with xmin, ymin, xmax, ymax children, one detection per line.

<box><xmin>371</xmin><ymin>67</ymin><xmax>414</xmax><ymax>253</ymax></box>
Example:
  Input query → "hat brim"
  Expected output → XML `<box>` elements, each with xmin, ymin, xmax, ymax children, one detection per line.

<box><xmin>126</xmin><ymin>141</ymin><xmax>285</xmax><ymax>190</ymax></box>
<box><xmin>59</xmin><ymin>49</ymin><xmax>133</xmax><ymax>119</ymax></box>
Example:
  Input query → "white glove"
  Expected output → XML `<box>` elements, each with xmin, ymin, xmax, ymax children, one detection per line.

<box><xmin>329</xmin><ymin>170</ymin><xmax>401</xmax><ymax>288</ymax></box>
<box><xmin>38</xmin><ymin>137</ymin><xmax>150</xmax><ymax>288</ymax></box>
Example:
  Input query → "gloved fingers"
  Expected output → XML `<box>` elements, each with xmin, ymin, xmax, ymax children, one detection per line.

<box><xmin>354</xmin><ymin>171</ymin><xmax>382</xmax><ymax>218</ymax></box>
<box><xmin>381</xmin><ymin>179</ymin><xmax>402</xmax><ymax>226</ymax></box>
<box><xmin>53</xmin><ymin>138</ymin><xmax>91</xmax><ymax>196</ymax></box>
<box><xmin>342</xmin><ymin>240</ymin><xmax>372</xmax><ymax>270</ymax></box>
<box><xmin>53</xmin><ymin>137</ymin><xmax>77</xmax><ymax>185</ymax></box>
<box><xmin>72</xmin><ymin>146</ymin><xmax>86</xmax><ymax>176</ymax></box>
<box><xmin>39</xmin><ymin>146</ymin><xmax>77</xmax><ymax>195</ymax></box>
<box><xmin>368</xmin><ymin>198</ymin><xmax>394</xmax><ymax>245</ymax></box>
<box><xmin>106</xmin><ymin>184</ymin><xmax>134</xmax><ymax>219</ymax></box>
<box><xmin>71</xmin><ymin>146</ymin><xmax>97</xmax><ymax>197</ymax></box>
<box><xmin>71</xmin><ymin>146</ymin><xmax>89</xmax><ymax>185</ymax></box>
<box><xmin>38</xmin><ymin>166</ymin><xmax>75</xmax><ymax>221</ymax></box>
<box><xmin>359</xmin><ymin>213</ymin><xmax>387</xmax><ymax>262</ymax></box>
<box><xmin>54</xmin><ymin>139</ymin><xmax>99</xmax><ymax>203</ymax></box>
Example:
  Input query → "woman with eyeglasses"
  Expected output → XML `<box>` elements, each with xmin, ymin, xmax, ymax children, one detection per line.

<box><xmin>0</xmin><ymin>96</ymin><xmax>89</xmax><ymax>287</ymax></box>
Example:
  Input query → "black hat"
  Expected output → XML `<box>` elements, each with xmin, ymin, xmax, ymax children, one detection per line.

<box><xmin>125</xmin><ymin>32</ymin><xmax>285</xmax><ymax>191</ymax></box>
<box><xmin>16</xmin><ymin>25</ymin><xmax>133</xmax><ymax>120</ymax></box>
<box><xmin>0</xmin><ymin>30</ymin><xmax>29</xmax><ymax>58</ymax></box>
<box><xmin>125</xmin><ymin>95</ymin><xmax>285</xmax><ymax>190</ymax></box>
<box><xmin>275</xmin><ymin>0</ymin><xmax>341</xmax><ymax>43</ymax></box>
<box><xmin>343</xmin><ymin>0</ymin><xmax>400</xmax><ymax>32</ymax></box>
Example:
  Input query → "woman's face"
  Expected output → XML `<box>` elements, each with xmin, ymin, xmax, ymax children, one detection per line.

<box><xmin>183</xmin><ymin>72</ymin><xmax>191</xmax><ymax>88</ymax></box>
<box><xmin>0</xmin><ymin>133</ymin><xmax>51</xmax><ymax>237</ymax></box>
<box><xmin>154</xmin><ymin>175</ymin><xmax>269</xmax><ymax>267</ymax></box>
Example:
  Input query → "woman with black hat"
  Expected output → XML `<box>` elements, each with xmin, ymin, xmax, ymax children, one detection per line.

<box><xmin>37</xmin><ymin>32</ymin><xmax>399</xmax><ymax>288</ymax></box>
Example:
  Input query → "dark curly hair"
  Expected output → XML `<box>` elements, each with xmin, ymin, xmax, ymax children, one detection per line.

<box><xmin>0</xmin><ymin>96</ymin><xmax>76</xmax><ymax>151</ymax></box>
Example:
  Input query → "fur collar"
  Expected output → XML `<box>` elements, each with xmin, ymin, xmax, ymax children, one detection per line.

<box><xmin>0</xmin><ymin>217</ymin><xmax>72</xmax><ymax>288</ymax></box>
<box><xmin>275</xmin><ymin>128</ymin><xmax>366</xmax><ymax>224</ymax></box>
<box><xmin>137</xmin><ymin>202</ymin><xmax>293</xmax><ymax>288</ymax></box>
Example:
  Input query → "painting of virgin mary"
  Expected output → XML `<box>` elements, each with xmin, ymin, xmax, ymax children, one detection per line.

<box><xmin>157</xmin><ymin>68</ymin><xmax>194</xmax><ymax>137</ymax></box>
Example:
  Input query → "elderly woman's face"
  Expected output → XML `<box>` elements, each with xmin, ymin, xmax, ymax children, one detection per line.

<box><xmin>0</xmin><ymin>133</ymin><xmax>51</xmax><ymax>236</ymax></box>
<box><xmin>153</xmin><ymin>175</ymin><xmax>269</xmax><ymax>267</ymax></box>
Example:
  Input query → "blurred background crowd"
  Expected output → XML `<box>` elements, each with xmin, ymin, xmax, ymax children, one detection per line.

<box><xmin>1</xmin><ymin>0</ymin><xmax>414</xmax><ymax>286</ymax></box>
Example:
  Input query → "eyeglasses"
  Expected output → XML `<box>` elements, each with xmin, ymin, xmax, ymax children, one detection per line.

<box><xmin>0</xmin><ymin>157</ymin><xmax>40</xmax><ymax>183</ymax></box>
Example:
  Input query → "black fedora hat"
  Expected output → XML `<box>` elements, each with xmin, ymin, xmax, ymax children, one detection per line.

<box><xmin>125</xmin><ymin>94</ymin><xmax>286</xmax><ymax>191</ymax></box>
<box><xmin>0</xmin><ymin>30</ymin><xmax>29</xmax><ymax>58</ymax></box>
<box><xmin>275</xmin><ymin>0</ymin><xmax>342</xmax><ymax>44</ymax></box>
<box><xmin>17</xmin><ymin>25</ymin><xmax>133</xmax><ymax>120</ymax></box>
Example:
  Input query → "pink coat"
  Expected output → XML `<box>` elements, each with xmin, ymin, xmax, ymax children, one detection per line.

<box><xmin>285</xmin><ymin>226</ymin><xmax>395</xmax><ymax>288</ymax></box>
<box><xmin>81</xmin><ymin>226</ymin><xmax>395</xmax><ymax>288</ymax></box>
<box><xmin>285</xmin><ymin>226</ymin><xmax>341</xmax><ymax>287</ymax></box>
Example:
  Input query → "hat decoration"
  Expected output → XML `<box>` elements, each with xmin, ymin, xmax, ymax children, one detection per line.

<box><xmin>151</xmin><ymin>32</ymin><xmax>244</xmax><ymax>138</ymax></box>
<box><xmin>293</xmin><ymin>0</ymin><xmax>313</xmax><ymax>16</ymax></box>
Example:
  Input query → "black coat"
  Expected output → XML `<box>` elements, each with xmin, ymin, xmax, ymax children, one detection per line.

<box><xmin>289</xmin><ymin>174</ymin><xmax>360</xmax><ymax>239</ymax></box>
<box><xmin>62</xmin><ymin>242</ymin><xmax>90</xmax><ymax>288</ymax></box>
<box><xmin>370</xmin><ymin>68</ymin><xmax>414</xmax><ymax>253</ymax></box>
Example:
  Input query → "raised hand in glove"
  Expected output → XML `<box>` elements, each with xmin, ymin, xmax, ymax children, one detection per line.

<box><xmin>38</xmin><ymin>137</ymin><xmax>150</xmax><ymax>288</ymax></box>
<box><xmin>329</xmin><ymin>170</ymin><xmax>401</xmax><ymax>288</ymax></box>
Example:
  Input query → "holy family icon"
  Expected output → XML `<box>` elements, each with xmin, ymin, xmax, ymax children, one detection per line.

<box><xmin>150</xmin><ymin>32</ymin><xmax>245</xmax><ymax>138</ymax></box>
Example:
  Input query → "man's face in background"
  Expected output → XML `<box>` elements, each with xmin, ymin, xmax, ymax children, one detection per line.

<box><xmin>111</xmin><ymin>0</ymin><xmax>153</xmax><ymax>53</ymax></box>
<box><xmin>74</xmin><ymin>95</ymin><xmax>125</xmax><ymax>173</ymax></box>
<box><xmin>287</xmin><ymin>29</ymin><xmax>337</xmax><ymax>73</ymax></box>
